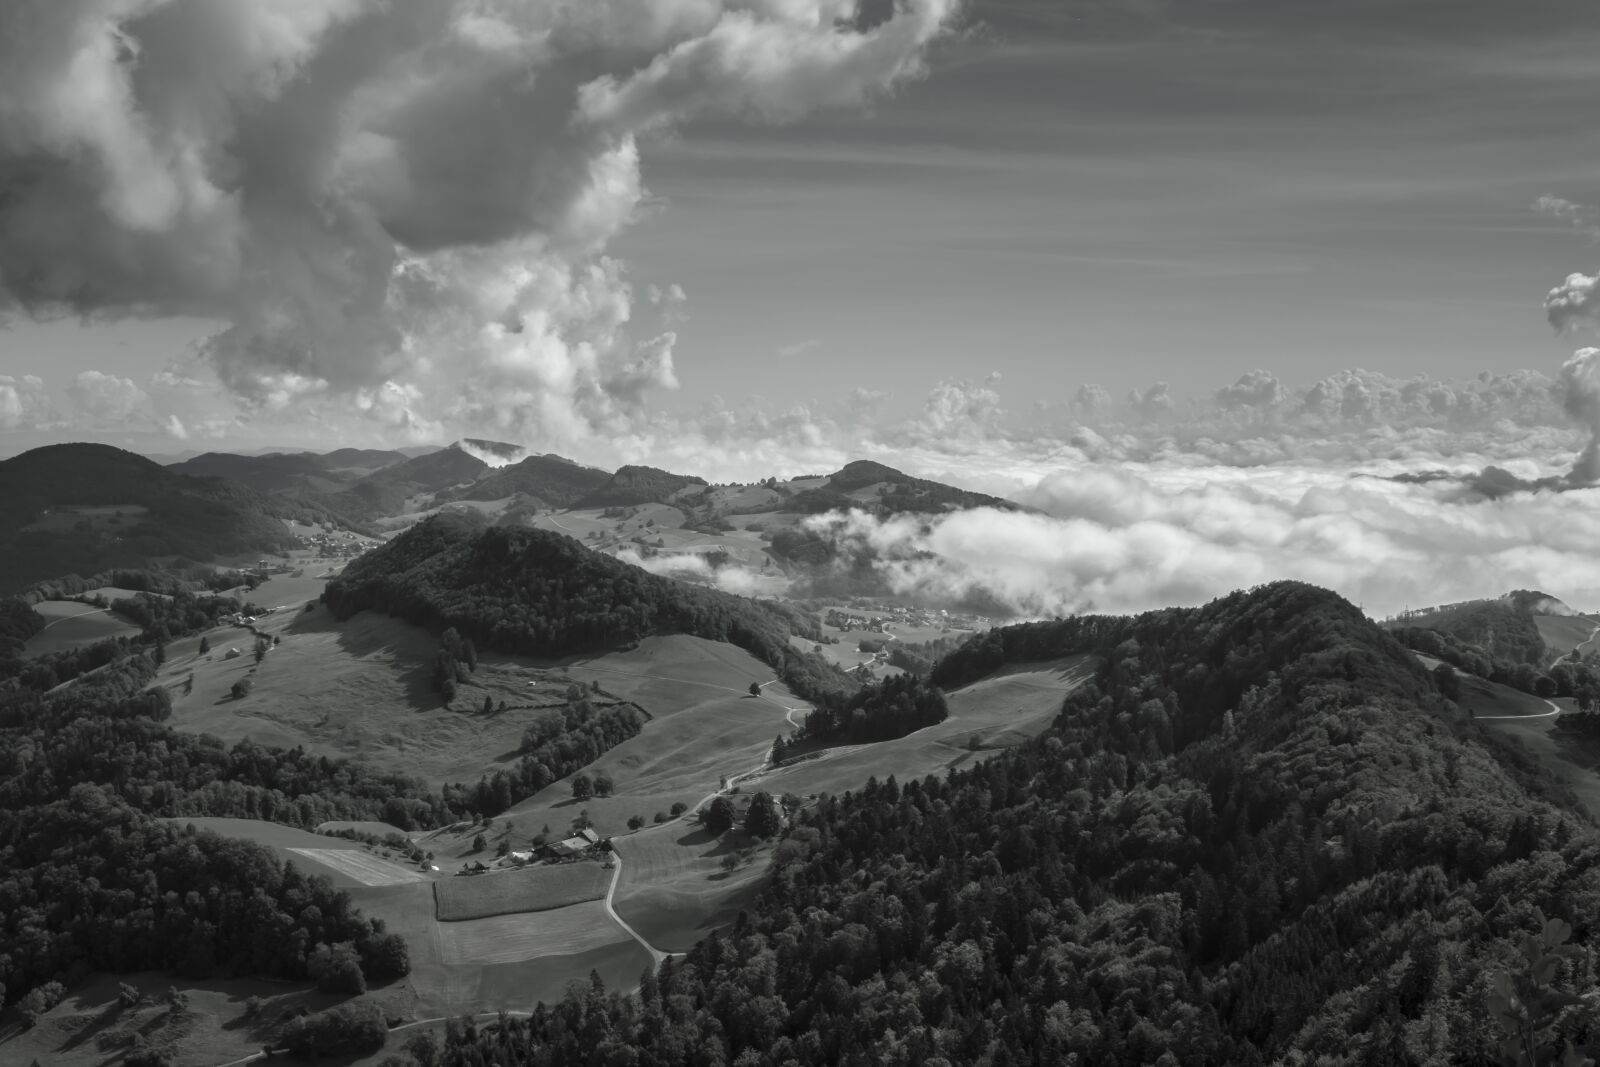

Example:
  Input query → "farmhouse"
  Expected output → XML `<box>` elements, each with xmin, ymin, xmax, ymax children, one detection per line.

<box><xmin>224</xmin><ymin>647</ymin><xmax>241</xmax><ymax>660</ymax></box>
<box><xmin>545</xmin><ymin>828</ymin><xmax>604</xmax><ymax>859</ymax></box>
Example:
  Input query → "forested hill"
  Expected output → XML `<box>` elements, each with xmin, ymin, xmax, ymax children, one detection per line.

<box><xmin>0</xmin><ymin>444</ymin><xmax>295</xmax><ymax>593</ymax></box>
<box><xmin>438</xmin><ymin>580</ymin><xmax>1600</xmax><ymax>1065</ymax></box>
<box><xmin>323</xmin><ymin>512</ymin><xmax>853</xmax><ymax>703</ymax></box>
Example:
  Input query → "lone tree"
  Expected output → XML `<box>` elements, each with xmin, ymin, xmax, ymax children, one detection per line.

<box><xmin>704</xmin><ymin>796</ymin><xmax>736</xmax><ymax>836</ymax></box>
<box><xmin>749</xmin><ymin>682</ymin><xmax>762</xmax><ymax>697</ymax></box>
<box><xmin>198</xmin><ymin>635</ymin><xmax>210</xmax><ymax>654</ymax></box>
<box><xmin>744</xmin><ymin>791</ymin><xmax>782</xmax><ymax>839</ymax></box>
<box><xmin>593</xmin><ymin>773</ymin><xmax>615</xmax><ymax>797</ymax></box>
<box><xmin>571</xmin><ymin>773</ymin><xmax>594</xmax><ymax>800</ymax></box>
<box><xmin>1433</xmin><ymin>662</ymin><xmax>1462</xmax><ymax>702</ymax></box>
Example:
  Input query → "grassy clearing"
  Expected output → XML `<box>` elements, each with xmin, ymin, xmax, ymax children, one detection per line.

<box><xmin>153</xmin><ymin>606</ymin><xmax>570</xmax><ymax>787</ymax></box>
<box><xmin>1534</xmin><ymin>614</ymin><xmax>1600</xmax><ymax>658</ymax></box>
<box><xmin>287</xmin><ymin>848</ymin><xmax>428</xmax><ymax>886</ymax></box>
<box><xmin>757</xmin><ymin>656</ymin><xmax>1096</xmax><ymax>800</ymax></box>
<box><xmin>24</xmin><ymin>600</ymin><xmax>143</xmax><ymax>657</ymax></box>
<box><xmin>434</xmin><ymin>862</ymin><xmax>610</xmax><ymax>921</ymax></box>
<box><xmin>168</xmin><ymin>817</ymin><xmax>428</xmax><ymax>889</ymax></box>
<box><xmin>612</xmin><ymin>829</ymin><xmax>771</xmax><ymax>953</ymax></box>
<box><xmin>458</xmin><ymin>636</ymin><xmax>804</xmax><ymax>846</ymax></box>
<box><xmin>435</xmin><ymin>901</ymin><xmax>623</xmax><ymax>965</ymax></box>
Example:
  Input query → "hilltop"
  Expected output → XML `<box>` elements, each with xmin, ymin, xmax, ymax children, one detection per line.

<box><xmin>0</xmin><ymin>444</ymin><xmax>295</xmax><ymax>593</ymax></box>
<box><xmin>323</xmin><ymin>511</ymin><xmax>851</xmax><ymax>704</ymax></box>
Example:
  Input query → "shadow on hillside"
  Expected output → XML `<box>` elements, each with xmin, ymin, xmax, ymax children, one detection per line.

<box><xmin>286</xmin><ymin>606</ymin><xmax>437</xmax><ymax>712</ymax></box>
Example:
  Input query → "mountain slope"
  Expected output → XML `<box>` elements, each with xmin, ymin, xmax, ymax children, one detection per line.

<box><xmin>322</xmin><ymin>511</ymin><xmax>850</xmax><ymax>703</ymax></box>
<box><xmin>167</xmin><ymin>450</ymin><xmax>344</xmax><ymax>494</ymax></box>
<box><xmin>440</xmin><ymin>453</ymin><xmax>612</xmax><ymax>507</ymax></box>
<box><xmin>437</xmin><ymin>580</ymin><xmax>1600</xmax><ymax>1065</ymax></box>
<box><xmin>576</xmin><ymin>464</ymin><xmax>707</xmax><ymax>508</ymax></box>
<box><xmin>332</xmin><ymin>443</ymin><xmax>489</xmax><ymax>518</ymax></box>
<box><xmin>0</xmin><ymin>444</ymin><xmax>295</xmax><ymax>593</ymax></box>
<box><xmin>787</xmin><ymin>459</ymin><xmax>1020</xmax><ymax>516</ymax></box>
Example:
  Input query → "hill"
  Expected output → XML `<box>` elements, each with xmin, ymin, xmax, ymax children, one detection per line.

<box><xmin>333</xmin><ymin>444</ymin><xmax>490</xmax><ymax>519</ymax></box>
<box><xmin>167</xmin><ymin>450</ymin><xmax>341</xmax><ymax>494</ymax></box>
<box><xmin>434</xmin><ymin>580</ymin><xmax>1600</xmax><ymax>1065</ymax></box>
<box><xmin>323</xmin><ymin>512</ymin><xmax>851</xmax><ymax>704</ymax></box>
<box><xmin>442</xmin><ymin>453</ymin><xmax>612</xmax><ymax>508</ymax></box>
<box><xmin>818</xmin><ymin>458</ymin><xmax>1019</xmax><ymax>514</ymax></box>
<box><xmin>0</xmin><ymin>444</ymin><xmax>296</xmax><ymax>594</ymax></box>
<box><xmin>577</xmin><ymin>464</ymin><xmax>707</xmax><ymax>508</ymax></box>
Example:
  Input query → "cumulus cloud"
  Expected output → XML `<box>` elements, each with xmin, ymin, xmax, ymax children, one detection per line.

<box><xmin>900</xmin><ymin>373</ymin><xmax>1004</xmax><ymax>445</ymax></box>
<box><xmin>66</xmin><ymin>370</ymin><xmax>152</xmax><ymax>427</ymax></box>
<box><xmin>1547</xmin><ymin>272</ymin><xmax>1600</xmax><ymax>335</ymax></box>
<box><xmin>0</xmin><ymin>0</ymin><xmax>959</xmax><ymax>445</ymax></box>
<box><xmin>0</xmin><ymin>375</ymin><xmax>56</xmax><ymax>431</ymax></box>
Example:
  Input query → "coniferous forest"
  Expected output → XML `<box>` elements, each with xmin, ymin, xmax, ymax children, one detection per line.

<box><xmin>424</xmin><ymin>582</ymin><xmax>1600</xmax><ymax>1065</ymax></box>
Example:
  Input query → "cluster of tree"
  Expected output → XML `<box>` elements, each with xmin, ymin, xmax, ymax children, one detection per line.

<box><xmin>20</xmin><ymin>565</ymin><xmax>256</xmax><ymax>604</ymax></box>
<box><xmin>446</xmin><ymin>698</ymin><xmax>644</xmax><ymax>815</ymax></box>
<box><xmin>1385</xmin><ymin>596</ymin><xmax>1549</xmax><ymax>666</ymax></box>
<box><xmin>0</xmin><ymin>785</ymin><xmax>407</xmax><ymax>1013</ymax></box>
<box><xmin>322</xmin><ymin>513</ymin><xmax>854</xmax><ymax>706</ymax></box>
<box><xmin>433</xmin><ymin>626</ymin><xmax>479</xmax><ymax>702</ymax></box>
<box><xmin>110</xmin><ymin>589</ymin><xmax>256</xmax><ymax>643</ymax></box>
<box><xmin>885</xmin><ymin>636</ymin><xmax>966</xmax><ymax>677</ymax></box>
<box><xmin>797</xmin><ymin>673</ymin><xmax>950</xmax><ymax>744</ymax></box>
<box><xmin>0</xmin><ymin>596</ymin><xmax>44</xmax><ymax>658</ymax></box>
<box><xmin>1395</xmin><ymin>626</ymin><xmax>1600</xmax><ymax>705</ymax></box>
<box><xmin>0</xmin><ymin>635</ymin><xmax>141</xmax><ymax>705</ymax></box>
<box><xmin>427</xmin><ymin>581</ymin><xmax>1600</xmax><ymax>1066</ymax></box>
<box><xmin>282</xmin><ymin>1000</ymin><xmax>389</xmax><ymax>1059</ymax></box>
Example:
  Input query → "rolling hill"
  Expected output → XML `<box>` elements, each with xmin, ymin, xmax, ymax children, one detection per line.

<box><xmin>323</xmin><ymin>511</ymin><xmax>852</xmax><ymax>704</ymax></box>
<box><xmin>0</xmin><ymin>443</ymin><xmax>296</xmax><ymax>594</ymax></box>
<box><xmin>440</xmin><ymin>453</ymin><xmax>612</xmax><ymax>508</ymax></box>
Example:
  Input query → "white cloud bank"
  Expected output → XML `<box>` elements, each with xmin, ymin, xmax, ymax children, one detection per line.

<box><xmin>801</xmin><ymin>460</ymin><xmax>1600</xmax><ymax>620</ymax></box>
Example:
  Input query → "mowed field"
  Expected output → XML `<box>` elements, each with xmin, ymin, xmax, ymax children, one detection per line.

<box><xmin>434</xmin><ymin>862</ymin><xmax>610</xmax><ymax>921</ymax></box>
<box><xmin>612</xmin><ymin>828</ymin><xmax>770</xmax><ymax>952</ymax></box>
<box><xmin>24</xmin><ymin>599</ymin><xmax>143</xmax><ymax>656</ymax></box>
<box><xmin>481</xmin><ymin>635</ymin><xmax>808</xmax><ymax>843</ymax></box>
<box><xmin>169</xmin><ymin>817</ymin><xmax>425</xmax><ymax>888</ymax></box>
<box><xmin>756</xmin><ymin>655</ymin><xmax>1096</xmax><ymax>799</ymax></box>
<box><xmin>1534</xmin><ymin>614</ymin><xmax>1600</xmax><ymax>658</ymax></box>
<box><xmin>151</xmin><ymin>601</ymin><xmax>576</xmax><ymax>787</ymax></box>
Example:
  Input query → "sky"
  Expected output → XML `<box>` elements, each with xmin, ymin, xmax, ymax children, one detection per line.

<box><xmin>7</xmin><ymin>0</ymin><xmax>1600</xmax><ymax>616</ymax></box>
<box><xmin>3</xmin><ymin>0</ymin><xmax>1598</xmax><ymax>452</ymax></box>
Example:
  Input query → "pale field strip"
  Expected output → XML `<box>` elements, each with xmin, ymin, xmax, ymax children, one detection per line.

<box><xmin>435</xmin><ymin>901</ymin><xmax>624</xmax><ymax>965</ymax></box>
<box><xmin>286</xmin><ymin>847</ymin><xmax>428</xmax><ymax>886</ymax></box>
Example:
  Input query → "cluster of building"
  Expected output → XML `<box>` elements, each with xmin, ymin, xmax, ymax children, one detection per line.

<box><xmin>492</xmin><ymin>826</ymin><xmax>605</xmax><ymax>871</ymax></box>
<box><xmin>292</xmin><ymin>530</ymin><xmax>370</xmax><ymax>558</ymax></box>
<box><xmin>824</xmin><ymin>604</ymin><xmax>990</xmax><ymax>633</ymax></box>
